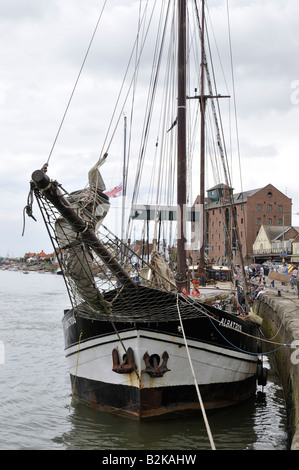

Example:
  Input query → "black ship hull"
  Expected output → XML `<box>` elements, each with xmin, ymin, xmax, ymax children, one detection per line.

<box><xmin>62</xmin><ymin>296</ymin><xmax>264</xmax><ymax>419</ymax></box>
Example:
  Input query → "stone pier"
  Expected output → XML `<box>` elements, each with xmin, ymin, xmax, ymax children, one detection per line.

<box><xmin>253</xmin><ymin>283</ymin><xmax>299</xmax><ymax>450</ymax></box>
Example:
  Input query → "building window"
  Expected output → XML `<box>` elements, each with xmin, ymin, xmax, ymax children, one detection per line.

<box><xmin>268</xmin><ymin>204</ymin><xmax>272</xmax><ymax>211</ymax></box>
<box><xmin>268</xmin><ymin>191</ymin><xmax>273</xmax><ymax>198</ymax></box>
<box><xmin>278</xmin><ymin>218</ymin><xmax>283</xmax><ymax>225</ymax></box>
<box><xmin>257</xmin><ymin>218</ymin><xmax>261</xmax><ymax>225</ymax></box>
<box><xmin>241</xmin><ymin>231</ymin><xmax>243</xmax><ymax>237</ymax></box>
<box><xmin>241</xmin><ymin>218</ymin><xmax>243</xmax><ymax>224</ymax></box>
<box><xmin>278</xmin><ymin>205</ymin><xmax>283</xmax><ymax>212</ymax></box>
<box><xmin>257</xmin><ymin>204</ymin><xmax>262</xmax><ymax>211</ymax></box>
<box><xmin>267</xmin><ymin>218</ymin><xmax>272</xmax><ymax>224</ymax></box>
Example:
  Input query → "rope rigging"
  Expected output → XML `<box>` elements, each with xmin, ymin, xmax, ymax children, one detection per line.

<box><xmin>30</xmin><ymin>172</ymin><xmax>291</xmax><ymax>358</ymax></box>
<box><xmin>22</xmin><ymin>187</ymin><xmax>37</xmax><ymax>237</ymax></box>
<box><xmin>47</xmin><ymin>0</ymin><xmax>108</xmax><ymax>167</ymax></box>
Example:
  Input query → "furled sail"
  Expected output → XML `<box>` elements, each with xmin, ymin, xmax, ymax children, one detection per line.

<box><xmin>54</xmin><ymin>156</ymin><xmax>112</xmax><ymax>313</ymax></box>
<box><xmin>55</xmin><ymin>154</ymin><xmax>110</xmax><ymax>247</ymax></box>
<box><xmin>149</xmin><ymin>251</ymin><xmax>177</xmax><ymax>292</ymax></box>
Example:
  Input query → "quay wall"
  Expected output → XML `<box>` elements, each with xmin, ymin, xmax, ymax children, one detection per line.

<box><xmin>254</xmin><ymin>293</ymin><xmax>299</xmax><ymax>450</ymax></box>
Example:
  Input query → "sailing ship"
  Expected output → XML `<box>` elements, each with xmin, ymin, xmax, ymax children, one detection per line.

<box><xmin>27</xmin><ymin>1</ymin><xmax>267</xmax><ymax>420</ymax></box>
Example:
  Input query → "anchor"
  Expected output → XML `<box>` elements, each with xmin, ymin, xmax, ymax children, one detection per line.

<box><xmin>143</xmin><ymin>351</ymin><xmax>170</xmax><ymax>377</ymax></box>
<box><xmin>112</xmin><ymin>347</ymin><xmax>136</xmax><ymax>374</ymax></box>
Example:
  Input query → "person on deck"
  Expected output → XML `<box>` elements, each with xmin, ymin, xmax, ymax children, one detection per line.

<box><xmin>191</xmin><ymin>280</ymin><xmax>200</xmax><ymax>295</ymax></box>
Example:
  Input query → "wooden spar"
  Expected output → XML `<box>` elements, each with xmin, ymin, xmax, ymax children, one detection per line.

<box><xmin>31</xmin><ymin>169</ymin><xmax>136</xmax><ymax>289</ymax></box>
<box><xmin>176</xmin><ymin>0</ymin><xmax>187</xmax><ymax>289</ymax></box>
<box><xmin>199</xmin><ymin>0</ymin><xmax>206</xmax><ymax>275</ymax></box>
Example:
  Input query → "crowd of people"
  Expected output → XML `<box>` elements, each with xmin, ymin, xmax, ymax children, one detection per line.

<box><xmin>184</xmin><ymin>261</ymin><xmax>299</xmax><ymax>301</ymax></box>
<box><xmin>249</xmin><ymin>261</ymin><xmax>299</xmax><ymax>299</ymax></box>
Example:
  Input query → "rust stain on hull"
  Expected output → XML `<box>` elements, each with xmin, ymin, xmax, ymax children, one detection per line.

<box><xmin>70</xmin><ymin>373</ymin><xmax>257</xmax><ymax>420</ymax></box>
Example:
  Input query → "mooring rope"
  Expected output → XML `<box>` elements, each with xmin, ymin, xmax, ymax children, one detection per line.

<box><xmin>176</xmin><ymin>294</ymin><xmax>216</xmax><ymax>451</ymax></box>
<box><xmin>69</xmin><ymin>331</ymin><xmax>83</xmax><ymax>411</ymax></box>
<box><xmin>180</xmin><ymin>293</ymin><xmax>293</xmax><ymax>351</ymax></box>
<box><xmin>208</xmin><ymin>316</ymin><xmax>291</xmax><ymax>356</ymax></box>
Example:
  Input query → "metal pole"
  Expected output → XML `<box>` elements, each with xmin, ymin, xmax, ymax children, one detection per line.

<box><xmin>121</xmin><ymin>115</ymin><xmax>127</xmax><ymax>265</ymax></box>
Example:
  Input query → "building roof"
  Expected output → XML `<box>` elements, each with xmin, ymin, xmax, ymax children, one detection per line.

<box><xmin>272</xmin><ymin>226</ymin><xmax>299</xmax><ymax>242</ymax></box>
<box><xmin>24</xmin><ymin>251</ymin><xmax>53</xmax><ymax>259</ymax></box>
<box><xmin>259</xmin><ymin>225</ymin><xmax>299</xmax><ymax>242</ymax></box>
<box><xmin>292</xmin><ymin>233</ymin><xmax>299</xmax><ymax>243</ymax></box>
<box><xmin>263</xmin><ymin>225</ymin><xmax>288</xmax><ymax>241</ymax></box>
<box><xmin>205</xmin><ymin>185</ymin><xmax>262</xmax><ymax>209</ymax></box>
<box><xmin>207</xmin><ymin>183</ymin><xmax>233</xmax><ymax>191</ymax></box>
<box><xmin>233</xmin><ymin>188</ymin><xmax>262</xmax><ymax>203</ymax></box>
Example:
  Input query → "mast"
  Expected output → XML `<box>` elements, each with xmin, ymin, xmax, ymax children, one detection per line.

<box><xmin>176</xmin><ymin>0</ymin><xmax>206</xmax><ymax>284</ymax></box>
<box><xmin>176</xmin><ymin>0</ymin><xmax>187</xmax><ymax>290</ymax></box>
<box><xmin>199</xmin><ymin>0</ymin><xmax>206</xmax><ymax>276</ymax></box>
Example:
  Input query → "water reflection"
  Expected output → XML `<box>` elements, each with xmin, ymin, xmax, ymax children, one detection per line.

<box><xmin>54</xmin><ymin>376</ymin><xmax>288</xmax><ymax>450</ymax></box>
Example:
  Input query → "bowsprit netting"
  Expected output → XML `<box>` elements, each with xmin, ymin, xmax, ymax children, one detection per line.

<box><xmin>32</xmin><ymin>181</ymin><xmax>206</xmax><ymax>323</ymax></box>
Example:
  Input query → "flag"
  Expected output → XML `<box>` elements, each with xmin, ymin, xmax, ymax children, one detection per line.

<box><xmin>105</xmin><ymin>183</ymin><xmax>123</xmax><ymax>198</ymax></box>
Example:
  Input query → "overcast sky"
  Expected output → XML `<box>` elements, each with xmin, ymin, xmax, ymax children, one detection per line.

<box><xmin>1</xmin><ymin>0</ymin><xmax>299</xmax><ymax>258</ymax></box>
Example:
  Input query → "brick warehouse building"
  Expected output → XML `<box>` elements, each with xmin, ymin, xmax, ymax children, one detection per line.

<box><xmin>192</xmin><ymin>183</ymin><xmax>292</xmax><ymax>265</ymax></box>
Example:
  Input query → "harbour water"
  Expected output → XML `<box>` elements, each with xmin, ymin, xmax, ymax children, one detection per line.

<box><xmin>0</xmin><ymin>270</ymin><xmax>289</xmax><ymax>450</ymax></box>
